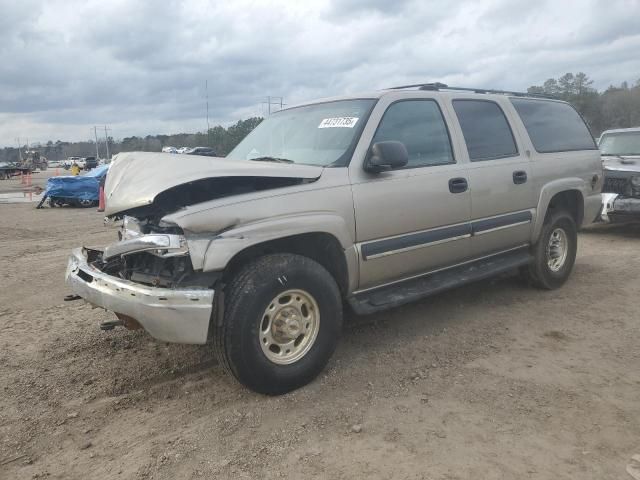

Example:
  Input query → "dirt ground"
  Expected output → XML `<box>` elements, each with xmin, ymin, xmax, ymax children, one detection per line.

<box><xmin>1</xmin><ymin>172</ymin><xmax>639</xmax><ymax>479</ymax></box>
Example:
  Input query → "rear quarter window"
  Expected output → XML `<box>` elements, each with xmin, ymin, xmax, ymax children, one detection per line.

<box><xmin>510</xmin><ymin>98</ymin><xmax>597</xmax><ymax>153</ymax></box>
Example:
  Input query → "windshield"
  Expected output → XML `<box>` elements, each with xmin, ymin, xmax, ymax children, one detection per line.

<box><xmin>226</xmin><ymin>99</ymin><xmax>376</xmax><ymax>166</ymax></box>
<box><xmin>599</xmin><ymin>132</ymin><xmax>640</xmax><ymax>156</ymax></box>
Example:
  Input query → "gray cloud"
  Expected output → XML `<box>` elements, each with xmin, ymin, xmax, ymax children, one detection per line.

<box><xmin>0</xmin><ymin>0</ymin><xmax>638</xmax><ymax>146</ymax></box>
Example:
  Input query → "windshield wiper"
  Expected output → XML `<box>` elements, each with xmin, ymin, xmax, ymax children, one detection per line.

<box><xmin>249</xmin><ymin>156</ymin><xmax>294</xmax><ymax>164</ymax></box>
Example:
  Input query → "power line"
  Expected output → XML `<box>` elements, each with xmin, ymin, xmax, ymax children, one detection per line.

<box><xmin>262</xmin><ymin>96</ymin><xmax>285</xmax><ymax>115</ymax></box>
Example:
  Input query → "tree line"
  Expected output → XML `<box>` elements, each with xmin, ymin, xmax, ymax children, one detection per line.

<box><xmin>0</xmin><ymin>117</ymin><xmax>263</xmax><ymax>163</ymax></box>
<box><xmin>527</xmin><ymin>73</ymin><xmax>640</xmax><ymax>136</ymax></box>
<box><xmin>2</xmin><ymin>72</ymin><xmax>639</xmax><ymax>164</ymax></box>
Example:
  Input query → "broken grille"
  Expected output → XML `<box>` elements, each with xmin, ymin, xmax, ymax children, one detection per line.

<box><xmin>602</xmin><ymin>176</ymin><xmax>629</xmax><ymax>195</ymax></box>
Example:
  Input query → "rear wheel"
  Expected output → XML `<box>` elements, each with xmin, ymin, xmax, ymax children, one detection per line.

<box><xmin>214</xmin><ymin>254</ymin><xmax>342</xmax><ymax>395</ymax></box>
<box><xmin>526</xmin><ymin>210</ymin><xmax>577</xmax><ymax>289</ymax></box>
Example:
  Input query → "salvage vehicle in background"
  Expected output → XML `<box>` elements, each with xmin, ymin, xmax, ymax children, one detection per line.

<box><xmin>599</xmin><ymin>127</ymin><xmax>640</xmax><ymax>223</ymax></box>
<box><xmin>186</xmin><ymin>147</ymin><xmax>218</xmax><ymax>157</ymax></box>
<box><xmin>38</xmin><ymin>164</ymin><xmax>109</xmax><ymax>208</ymax></box>
<box><xmin>84</xmin><ymin>156</ymin><xmax>99</xmax><ymax>170</ymax></box>
<box><xmin>23</xmin><ymin>150</ymin><xmax>48</xmax><ymax>171</ymax></box>
<box><xmin>63</xmin><ymin>157</ymin><xmax>83</xmax><ymax>169</ymax></box>
<box><xmin>0</xmin><ymin>161</ymin><xmax>31</xmax><ymax>180</ymax></box>
<box><xmin>65</xmin><ymin>84</ymin><xmax>602</xmax><ymax>394</ymax></box>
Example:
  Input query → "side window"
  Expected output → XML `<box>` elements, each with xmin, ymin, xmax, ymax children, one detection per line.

<box><xmin>372</xmin><ymin>100</ymin><xmax>454</xmax><ymax>168</ymax></box>
<box><xmin>510</xmin><ymin>98</ymin><xmax>597</xmax><ymax>153</ymax></box>
<box><xmin>452</xmin><ymin>100</ymin><xmax>518</xmax><ymax>161</ymax></box>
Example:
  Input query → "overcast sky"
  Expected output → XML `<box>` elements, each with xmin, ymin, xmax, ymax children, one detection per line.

<box><xmin>0</xmin><ymin>0</ymin><xmax>639</xmax><ymax>147</ymax></box>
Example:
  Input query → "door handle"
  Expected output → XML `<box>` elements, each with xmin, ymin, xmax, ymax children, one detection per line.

<box><xmin>513</xmin><ymin>170</ymin><xmax>527</xmax><ymax>184</ymax></box>
<box><xmin>448</xmin><ymin>177</ymin><xmax>468</xmax><ymax>194</ymax></box>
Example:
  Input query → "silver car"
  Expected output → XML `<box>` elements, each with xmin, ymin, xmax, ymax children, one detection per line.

<box><xmin>65</xmin><ymin>83</ymin><xmax>602</xmax><ymax>394</ymax></box>
<box><xmin>599</xmin><ymin>127</ymin><xmax>640</xmax><ymax>222</ymax></box>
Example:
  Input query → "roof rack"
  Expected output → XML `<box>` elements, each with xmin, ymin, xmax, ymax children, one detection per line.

<box><xmin>387</xmin><ymin>82</ymin><xmax>553</xmax><ymax>98</ymax></box>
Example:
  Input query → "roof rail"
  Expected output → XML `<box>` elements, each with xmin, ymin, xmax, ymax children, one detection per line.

<box><xmin>386</xmin><ymin>82</ymin><xmax>553</xmax><ymax>98</ymax></box>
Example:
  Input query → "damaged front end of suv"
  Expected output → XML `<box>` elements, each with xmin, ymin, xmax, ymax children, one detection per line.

<box><xmin>65</xmin><ymin>151</ymin><xmax>324</xmax><ymax>344</ymax></box>
<box><xmin>599</xmin><ymin>128</ymin><xmax>640</xmax><ymax>223</ymax></box>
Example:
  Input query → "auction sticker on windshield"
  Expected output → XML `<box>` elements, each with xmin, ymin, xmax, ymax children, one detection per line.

<box><xmin>318</xmin><ymin>117</ymin><xmax>359</xmax><ymax>128</ymax></box>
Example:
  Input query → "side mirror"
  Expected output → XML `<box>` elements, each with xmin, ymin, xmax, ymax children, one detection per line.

<box><xmin>364</xmin><ymin>141</ymin><xmax>408</xmax><ymax>173</ymax></box>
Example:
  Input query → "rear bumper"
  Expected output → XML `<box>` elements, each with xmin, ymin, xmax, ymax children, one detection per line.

<box><xmin>65</xmin><ymin>248</ymin><xmax>214</xmax><ymax>344</ymax></box>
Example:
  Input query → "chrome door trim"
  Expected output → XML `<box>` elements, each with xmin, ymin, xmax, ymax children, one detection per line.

<box><xmin>364</xmin><ymin>233</ymin><xmax>471</xmax><ymax>260</ymax></box>
<box><xmin>359</xmin><ymin>209</ymin><xmax>532</xmax><ymax>261</ymax></box>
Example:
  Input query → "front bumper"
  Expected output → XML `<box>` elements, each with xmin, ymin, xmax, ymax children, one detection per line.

<box><xmin>601</xmin><ymin>194</ymin><xmax>640</xmax><ymax>222</ymax></box>
<box><xmin>65</xmin><ymin>247</ymin><xmax>214</xmax><ymax>344</ymax></box>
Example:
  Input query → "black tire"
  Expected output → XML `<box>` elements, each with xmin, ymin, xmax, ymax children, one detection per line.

<box><xmin>527</xmin><ymin>210</ymin><xmax>577</xmax><ymax>289</ymax></box>
<box><xmin>74</xmin><ymin>199</ymin><xmax>95</xmax><ymax>208</ymax></box>
<box><xmin>214</xmin><ymin>253</ymin><xmax>342</xmax><ymax>395</ymax></box>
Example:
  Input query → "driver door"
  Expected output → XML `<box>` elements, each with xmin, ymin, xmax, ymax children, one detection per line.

<box><xmin>350</xmin><ymin>98</ymin><xmax>472</xmax><ymax>290</ymax></box>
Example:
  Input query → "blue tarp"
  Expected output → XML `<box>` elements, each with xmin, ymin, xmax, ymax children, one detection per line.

<box><xmin>44</xmin><ymin>165</ymin><xmax>109</xmax><ymax>200</ymax></box>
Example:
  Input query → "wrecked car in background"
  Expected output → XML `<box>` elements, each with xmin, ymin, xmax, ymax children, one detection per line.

<box><xmin>65</xmin><ymin>85</ymin><xmax>602</xmax><ymax>395</ymax></box>
<box><xmin>38</xmin><ymin>164</ymin><xmax>109</xmax><ymax>208</ymax></box>
<box><xmin>600</xmin><ymin>127</ymin><xmax>640</xmax><ymax>223</ymax></box>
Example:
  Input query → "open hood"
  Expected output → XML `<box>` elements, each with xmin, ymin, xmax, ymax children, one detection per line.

<box><xmin>602</xmin><ymin>154</ymin><xmax>640</xmax><ymax>172</ymax></box>
<box><xmin>104</xmin><ymin>151</ymin><xmax>323</xmax><ymax>216</ymax></box>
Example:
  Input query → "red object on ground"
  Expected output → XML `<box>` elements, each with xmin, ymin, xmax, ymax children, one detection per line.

<box><xmin>97</xmin><ymin>186</ymin><xmax>105</xmax><ymax>212</ymax></box>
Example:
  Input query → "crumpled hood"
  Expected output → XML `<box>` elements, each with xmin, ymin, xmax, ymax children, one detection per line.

<box><xmin>602</xmin><ymin>155</ymin><xmax>640</xmax><ymax>173</ymax></box>
<box><xmin>104</xmin><ymin>151</ymin><xmax>323</xmax><ymax>216</ymax></box>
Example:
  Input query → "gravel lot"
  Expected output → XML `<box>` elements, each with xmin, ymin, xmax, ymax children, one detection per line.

<box><xmin>1</xmin><ymin>173</ymin><xmax>639</xmax><ymax>479</ymax></box>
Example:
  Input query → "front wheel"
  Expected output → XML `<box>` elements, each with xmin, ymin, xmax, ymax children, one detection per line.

<box><xmin>214</xmin><ymin>254</ymin><xmax>343</xmax><ymax>395</ymax></box>
<box><xmin>526</xmin><ymin>210</ymin><xmax>577</xmax><ymax>289</ymax></box>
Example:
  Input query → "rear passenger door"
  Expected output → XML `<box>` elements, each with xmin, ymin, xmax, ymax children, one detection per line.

<box><xmin>450</xmin><ymin>98</ymin><xmax>534</xmax><ymax>257</ymax></box>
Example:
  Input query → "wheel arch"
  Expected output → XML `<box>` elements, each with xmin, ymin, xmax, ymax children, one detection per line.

<box><xmin>533</xmin><ymin>180</ymin><xmax>586</xmax><ymax>242</ymax></box>
<box><xmin>220</xmin><ymin>232</ymin><xmax>352</xmax><ymax>298</ymax></box>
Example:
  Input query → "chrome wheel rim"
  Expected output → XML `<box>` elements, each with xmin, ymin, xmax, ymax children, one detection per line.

<box><xmin>259</xmin><ymin>289</ymin><xmax>320</xmax><ymax>365</ymax></box>
<box><xmin>547</xmin><ymin>228</ymin><xmax>568</xmax><ymax>272</ymax></box>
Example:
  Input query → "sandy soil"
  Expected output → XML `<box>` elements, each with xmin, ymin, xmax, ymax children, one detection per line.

<box><xmin>1</xmin><ymin>177</ymin><xmax>639</xmax><ymax>479</ymax></box>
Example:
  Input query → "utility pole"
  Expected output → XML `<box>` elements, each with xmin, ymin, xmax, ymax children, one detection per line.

<box><xmin>205</xmin><ymin>80</ymin><xmax>211</xmax><ymax>147</ymax></box>
<box><xmin>104</xmin><ymin>126</ymin><xmax>111</xmax><ymax>160</ymax></box>
<box><xmin>93</xmin><ymin>127</ymin><xmax>100</xmax><ymax>159</ymax></box>
<box><xmin>16</xmin><ymin>137</ymin><xmax>23</xmax><ymax>162</ymax></box>
<box><xmin>263</xmin><ymin>96</ymin><xmax>284</xmax><ymax>116</ymax></box>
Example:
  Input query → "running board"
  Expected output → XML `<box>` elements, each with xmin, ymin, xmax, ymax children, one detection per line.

<box><xmin>348</xmin><ymin>248</ymin><xmax>532</xmax><ymax>315</ymax></box>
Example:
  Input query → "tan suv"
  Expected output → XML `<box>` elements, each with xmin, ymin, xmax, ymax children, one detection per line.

<box><xmin>65</xmin><ymin>83</ymin><xmax>602</xmax><ymax>394</ymax></box>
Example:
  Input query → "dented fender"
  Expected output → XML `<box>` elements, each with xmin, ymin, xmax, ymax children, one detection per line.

<box><xmin>187</xmin><ymin>213</ymin><xmax>354</xmax><ymax>270</ymax></box>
